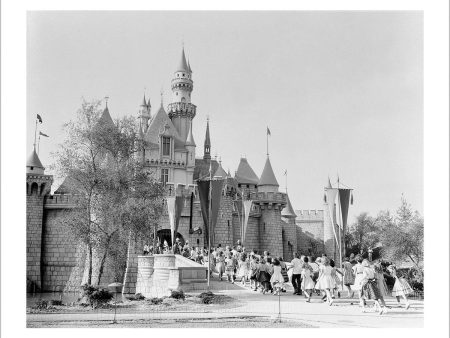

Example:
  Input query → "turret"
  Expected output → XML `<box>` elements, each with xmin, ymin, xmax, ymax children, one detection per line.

<box><xmin>203</xmin><ymin>118</ymin><xmax>211</xmax><ymax>160</ymax></box>
<box><xmin>168</xmin><ymin>46</ymin><xmax>196</xmax><ymax>140</ymax></box>
<box><xmin>257</xmin><ymin>157</ymin><xmax>279</xmax><ymax>193</ymax></box>
<box><xmin>185</xmin><ymin>120</ymin><xmax>196</xmax><ymax>168</ymax></box>
<box><xmin>138</xmin><ymin>94</ymin><xmax>151</xmax><ymax>133</ymax></box>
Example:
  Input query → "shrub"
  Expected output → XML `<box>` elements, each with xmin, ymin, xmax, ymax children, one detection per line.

<box><xmin>49</xmin><ymin>299</ymin><xmax>63</xmax><ymax>306</ymax></box>
<box><xmin>170</xmin><ymin>290</ymin><xmax>185</xmax><ymax>300</ymax></box>
<box><xmin>149</xmin><ymin>297</ymin><xmax>163</xmax><ymax>305</ymax></box>
<box><xmin>80</xmin><ymin>284</ymin><xmax>113</xmax><ymax>308</ymax></box>
<box><xmin>34</xmin><ymin>299</ymin><xmax>48</xmax><ymax>310</ymax></box>
<box><xmin>198</xmin><ymin>291</ymin><xmax>214</xmax><ymax>299</ymax></box>
<box><xmin>198</xmin><ymin>291</ymin><xmax>215</xmax><ymax>304</ymax></box>
<box><xmin>128</xmin><ymin>293</ymin><xmax>145</xmax><ymax>301</ymax></box>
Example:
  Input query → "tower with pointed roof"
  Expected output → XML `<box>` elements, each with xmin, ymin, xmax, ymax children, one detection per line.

<box><xmin>203</xmin><ymin>119</ymin><xmax>211</xmax><ymax>160</ymax></box>
<box><xmin>26</xmin><ymin>147</ymin><xmax>53</xmax><ymax>291</ymax></box>
<box><xmin>257</xmin><ymin>157</ymin><xmax>279</xmax><ymax>193</ymax></box>
<box><xmin>167</xmin><ymin>46</ymin><xmax>196</xmax><ymax>142</ymax></box>
<box><xmin>138</xmin><ymin>94</ymin><xmax>151</xmax><ymax>133</ymax></box>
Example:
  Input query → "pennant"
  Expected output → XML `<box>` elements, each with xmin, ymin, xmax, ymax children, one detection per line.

<box><xmin>267</xmin><ymin>127</ymin><xmax>271</xmax><ymax>136</ymax></box>
<box><xmin>351</xmin><ymin>192</ymin><xmax>354</xmax><ymax>205</ymax></box>
<box><xmin>197</xmin><ymin>179</ymin><xmax>225</xmax><ymax>246</ymax></box>
<box><xmin>167</xmin><ymin>197</ymin><xmax>176</xmax><ymax>247</ymax></box>
<box><xmin>39</xmin><ymin>131</ymin><xmax>49</xmax><ymax>137</ymax></box>
<box><xmin>325</xmin><ymin>188</ymin><xmax>340</xmax><ymax>250</ymax></box>
<box><xmin>338</xmin><ymin>189</ymin><xmax>352</xmax><ymax>231</ymax></box>
<box><xmin>174</xmin><ymin>196</ymin><xmax>184</xmax><ymax>245</ymax></box>
<box><xmin>36</xmin><ymin>114</ymin><xmax>43</xmax><ymax>123</ymax></box>
<box><xmin>242</xmin><ymin>200</ymin><xmax>253</xmax><ymax>245</ymax></box>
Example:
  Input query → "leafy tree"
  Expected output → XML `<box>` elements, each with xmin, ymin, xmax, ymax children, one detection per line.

<box><xmin>346</xmin><ymin>212</ymin><xmax>381</xmax><ymax>256</ymax></box>
<box><xmin>380</xmin><ymin>197</ymin><xmax>424</xmax><ymax>278</ymax></box>
<box><xmin>53</xmin><ymin>99</ymin><xmax>165</xmax><ymax>285</ymax></box>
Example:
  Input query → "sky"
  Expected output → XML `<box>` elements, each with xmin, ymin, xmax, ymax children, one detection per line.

<box><xmin>26</xmin><ymin>11</ymin><xmax>423</xmax><ymax>221</ymax></box>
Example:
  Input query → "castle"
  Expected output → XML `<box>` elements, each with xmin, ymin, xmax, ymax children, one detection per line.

<box><xmin>26</xmin><ymin>47</ymin><xmax>343</xmax><ymax>293</ymax></box>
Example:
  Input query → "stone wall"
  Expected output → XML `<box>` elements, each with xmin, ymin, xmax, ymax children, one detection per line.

<box><xmin>295</xmin><ymin>209</ymin><xmax>325</xmax><ymax>256</ymax></box>
<box><xmin>281</xmin><ymin>218</ymin><xmax>297</xmax><ymax>261</ymax></box>
<box><xmin>27</xmin><ymin>193</ymin><xmax>44</xmax><ymax>290</ymax></box>
<box><xmin>259</xmin><ymin>204</ymin><xmax>283</xmax><ymax>258</ymax></box>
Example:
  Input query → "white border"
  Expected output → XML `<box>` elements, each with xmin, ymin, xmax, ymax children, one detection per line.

<box><xmin>1</xmin><ymin>1</ymin><xmax>448</xmax><ymax>338</ymax></box>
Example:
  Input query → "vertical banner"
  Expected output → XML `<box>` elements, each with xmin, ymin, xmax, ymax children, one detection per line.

<box><xmin>166</xmin><ymin>197</ymin><xmax>176</xmax><ymax>247</ymax></box>
<box><xmin>197</xmin><ymin>179</ymin><xmax>225</xmax><ymax>246</ymax></box>
<box><xmin>174</xmin><ymin>196</ymin><xmax>184</xmax><ymax>245</ymax></box>
<box><xmin>325</xmin><ymin>188</ymin><xmax>340</xmax><ymax>250</ymax></box>
<box><xmin>338</xmin><ymin>189</ymin><xmax>351</xmax><ymax>231</ymax></box>
<box><xmin>242</xmin><ymin>200</ymin><xmax>253</xmax><ymax>245</ymax></box>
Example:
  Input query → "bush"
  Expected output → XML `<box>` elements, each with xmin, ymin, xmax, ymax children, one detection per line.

<box><xmin>34</xmin><ymin>299</ymin><xmax>48</xmax><ymax>310</ymax></box>
<box><xmin>170</xmin><ymin>290</ymin><xmax>185</xmax><ymax>300</ymax></box>
<box><xmin>198</xmin><ymin>291</ymin><xmax>215</xmax><ymax>304</ymax></box>
<box><xmin>149</xmin><ymin>297</ymin><xmax>163</xmax><ymax>305</ymax></box>
<box><xmin>49</xmin><ymin>299</ymin><xmax>63</xmax><ymax>306</ymax></box>
<box><xmin>127</xmin><ymin>293</ymin><xmax>145</xmax><ymax>301</ymax></box>
<box><xmin>80</xmin><ymin>284</ymin><xmax>113</xmax><ymax>308</ymax></box>
<box><xmin>198</xmin><ymin>291</ymin><xmax>214</xmax><ymax>299</ymax></box>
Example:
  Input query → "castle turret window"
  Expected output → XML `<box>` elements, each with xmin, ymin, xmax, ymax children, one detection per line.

<box><xmin>162</xmin><ymin>137</ymin><xmax>171</xmax><ymax>156</ymax></box>
<box><xmin>161</xmin><ymin>168</ymin><xmax>169</xmax><ymax>185</ymax></box>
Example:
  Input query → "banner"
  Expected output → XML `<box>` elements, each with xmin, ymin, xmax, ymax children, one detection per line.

<box><xmin>242</xmin><ymin>200</ymin><xmax>253</xmax><ymax>245</ymax></box>
<box><xmin>174</xmin><ymin>196</ymin><xmax>184</xmax><ymax>244</ymax></box>
<box><xmin>325</xmin><ymin>188</ymin><xmax>339</xmax><ymax>249</ymax></box>
<box><xmin>197</xmin><ymin>179</ymin><xmax>225</xmax><ymax>246</ymax></box>
<box><xmin>338</xmin><ymin>189</ymin><xmax>352</xmax><ymax>231</ymax></box>
<box><xmin>167</xmin><ymin>197</ymin><xmax>176</xmax><ymax>247</ymax></box>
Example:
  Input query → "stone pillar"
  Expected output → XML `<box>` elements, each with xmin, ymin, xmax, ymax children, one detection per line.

<box><xmin>122</xmin><ymin>233</ymin><xmax>142</xmax><ymax>295</ymax></box>
<box><xmin>135</xmin><ymin>255</ymin><xmax>154</xmax><ymax>297</ymax></box>
<box><xmin>150</xmin><ymin>254</ymin><xmax>176</xmax><ymax>298</ymax></box>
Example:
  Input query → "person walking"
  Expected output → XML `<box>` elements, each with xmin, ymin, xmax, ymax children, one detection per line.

<box><xmin>270</xmin><ymin>259</ymin><xmax>285</xmax><ymax>296</ymax></box>
<box><xmin>290</xmin><ymin>252</ymin><xmax>303</xmax><ymax>295</ymax></box>
<box><xmin>387</xmin><ymin>265</ymin><xmax>413</xmax><ymax>309</ymax></box>
<box><xmin>216</xmin><ymin>251</ymin><xmax>226</xmax><ymax>281</ymax></box>
<box><xmin>361</xmin><ymin>259</ymin><xmax>388</xmax><ymax>314</ymax></box>
<box><xmin>342</xmin><ymin>257</ymin><xmax>355</xmax><ymax>298</ymax></box>
<box><xmin>225</xmin><ymin>252</ymin><xmax>237</xmax><ymax>283</ymax></box>
<box><xmin>352</xmin><ymin>255</ymin><xmax>366</xmax><ymax>307</ymax></box>
<box><xmin>315</xmin><ymin>257</ymin><xmax>336</xmax><ymax>305</ymax></box>
<box><xmin>301</xmin><ymin>256</ymin><xmax>315</xmax><ymax>302</ymax></box>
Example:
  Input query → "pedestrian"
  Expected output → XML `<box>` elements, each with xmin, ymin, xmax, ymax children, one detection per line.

<box><xmin>216</xmin><ymin>251</ymin><xmax>225</xmax><ymax>281</ymax></box>
<box><xmin>342</xmin><ymin>256</ymin><xmax>355</xmax><ymax>298</ymax></box>
<box><xmin>249</xmin><ymin>255</ymin><xmax>259</xmax><ymax>291</ymax></box>
<box><xmin>301</xmin><ymin>256</ymin><xmax>315</xmax><ymax>302</ymax></box>
<box><xmin>143</xmin><ymin>244</ymin><xmax>150</xmax><ymax>255</ymax></box>
<box><xmin>352</xmin><ymin>255</ymin><xmax>366</xmax><ymax>307</ymax></box>
<box><xmin>258</xmin><ymin>259</ymin><xmax>271</xmax><ymax>294</ymax></box>
<box><xmin>361</xmin><ymin>259</ymin><xmax>388</xmax><ymax>315</ymax></box>
<box><xmin>330</xmin><ymin>259</ymin><xmax>343</xmax><ymax>298</ymax></box>
<box><xmin>290</xmin><ymin>252</ymin><xmax>303</xmax><ymax>295</ymax></box>
<box><xmin>270</xmin><ymin>258</ymin><xmax>285</xmax><ymax>296</ymax></box>
<box><xmin>225</xmin><ymin>252</ymin><xmax>237</xmax><ymax>283</ymax></box>
<box><xmin>237</xmin><ymin>252</ymin><xmax>249</xmax><ymax>286</ymax></box>
<box><xmin>315</xmin><ymin>257</ymin><xmax>335</xmax><ymax>305</ymax></box>
<box><xmin>387</xmin><ymin>265</ymin><xmax>413</xmax><ymax>309</ymax></box>
<box><xmin>279</xmin><ymin>257</ymin><xmax>289</xmax><ymax>293</ymax></box>
<box><xmin>373</xmin><ymin>261</ymin><xmax>389</xmax><ymax>298</ymax></box>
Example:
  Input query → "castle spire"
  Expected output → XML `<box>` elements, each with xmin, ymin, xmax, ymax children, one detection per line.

<box><xmin>203</xmin><ymin>118</ymin><xmax>211</xmax><ymax>160</ymax></box>
<box><xmin>141</xmin><ymin>93</ymin><xmax>147</xmax><ymax>107</ymax></box>
<box><xmin>258</xmin><ymin>156</ymin><xmax>279</xmax><ymax>192</ymax></box>
<box><xmin>177</xmin><ymin>46</ymin><xmax>189</xmax><ymax>72</ymax></box>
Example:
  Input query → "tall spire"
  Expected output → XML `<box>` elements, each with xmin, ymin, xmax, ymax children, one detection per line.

<box><xmin>203</xmin><ymin>117</ymin><xmax>211</xmax><ymax>160</ymax></box>
<box><xmin>177</xmin><ymin>46</ymin><xmax>189</xmax><ymax>72</ymax></box>
<box><xmin>141</xmin><ymin>93</ymin><xmax>147</xmax><ymax>107</ymax></box>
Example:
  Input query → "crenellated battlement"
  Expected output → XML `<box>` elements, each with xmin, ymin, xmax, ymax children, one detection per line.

<box><xmin>251</xmin><ymin>191</ymin><xmax>287</xmax><ymax>204</ymax></box>
<box><xmin>44</xmin><ymin>194</ymin><xmax>78</xmax><ymax>209</ymax></box>
<box><xmin>295</xmin><ymin>209</ymin><xmax>324</xmax><ymax>221</ymax></box>
<box><xmin>167</xmin><ymin>102</ymin><xmax>196</xmax><ymax>119</ymax></box>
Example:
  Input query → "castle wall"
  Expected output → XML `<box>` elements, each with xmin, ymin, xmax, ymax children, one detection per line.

<box><xmin>295</xmin><ymin>209</ymin><xmax>325</xmax><ymax>256</ymax></box>
<box><xmin>212</xmin><ymin>195</ymin><xmax>234</xmax><ymax>248</ymax></box>
<box><xmin>259</xmin><ymin>205</ymin><xmax>283</xmax><ymax>258</ymax></box>
<box><xmin>281</xmin><ymin>218</ymin><xmax>296</xmax><ymax>261</ymax></box>
<box><xmin>27</xmin><ymin>192</ymin><xmax>45</xmax><ymax>290</ymax></box>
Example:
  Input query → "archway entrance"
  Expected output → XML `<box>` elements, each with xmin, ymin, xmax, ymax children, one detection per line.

<box><xmin>156</xmin><ymin>229</ymin><xmax>184</xmax><ymax>246</ymax></box>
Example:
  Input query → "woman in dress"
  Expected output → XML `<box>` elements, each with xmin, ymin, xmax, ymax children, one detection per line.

<box><xmin>373</xmin><ymin>261</ymin><xmax>389</xmax><ymax>298</ymax></box>
<box><xmin>342</xmin><ymin>256</ymin><xmax>355</xmax><ymax>298</ymax></box>
<box><xmin>270</xmin><ymin>259</ymin><xmax>285</xmax><ymax>296</ymax></box>
<box><xmin>279</xmin><ymin>257</ymin><xmax>289</xmax><ymax>293</ymax></box>
<box><xmin>225</xmin><ymin>252</ymin><xmax>237</xmax><ymax>283</ymax></box>
<box><xmin>315</xmin><ymin>257</ymin><xmax>336</xmax><ymax>305</ymax></box>
<box><xmin>352</xmin><ymin>256</ymin><xmax>365</xmax><ymax>306</ymax></box>
<box><xmin>257</xmin><ymin>259</ymin><xmax>271</xmax><ymax>294</ymax></box>
<box><xmin>216</xmin><ymin>251</ymin><xmax>225</xmax><ymax>281</ymax></box>
<box><xmin>237</xmin><ymin>253</ymin><xmax>249</xmax><ymax>286</ymax></box>
<box><xmin>207</xmin><ymin>248</ymin><xmax>215</xmax><ymax>277</ymax></box>
<box><xmin>301</xmin><ymin>256</ymin><xmax>315</xmax><ymax>302</ymax></box>
<box><xmin>387</xmin><ymin>265</ymin><xmax>413</xmax><ymax>309</ymax></box>
<box><xmin>330</xmin><ymin>259</ymin><xmax>343</xmax><ymax>298</ymax></box>
<box><xmin>361</xmin><ymin>259</ymin><xmax>388</xmax><ymax>315</ymax></box>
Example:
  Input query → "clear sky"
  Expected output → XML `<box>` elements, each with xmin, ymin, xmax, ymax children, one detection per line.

<box><xmin>27</xmin><ymin>11</ymin><xmax>423</xmax><ymax>221</ymax></box>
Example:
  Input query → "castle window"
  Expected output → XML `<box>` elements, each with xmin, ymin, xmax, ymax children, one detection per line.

<box><xmin>162</xmin><ymin>137</ymin><xmax>171</xmax><ymax>156</ymax></box>
<box><xmin>161</xmin><ymin>168</ymin><xmax>169</xmax><ymax>185</ymax></box>
<box><xmin>182</xmin><ymin>73</ymin><xmax>185</xmax><ymax>76</ymax></box>
<box><xmin>176</xmin><ymin>92</ymin><xmax>178</xmax><ymax>96</ymax></box>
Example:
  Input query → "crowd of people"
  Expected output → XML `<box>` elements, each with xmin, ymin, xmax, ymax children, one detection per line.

<box><xmin>143</xmin><ymin>239</ymin><xmax>414</xmax><ymax>315</ymax></box>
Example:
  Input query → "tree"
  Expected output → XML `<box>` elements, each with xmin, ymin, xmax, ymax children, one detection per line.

<box><xmin>347</xmin><ymin>212</ymin><xmax>381</xmax><ymax>256</ymax></box>
<box><xmin>53</xmin><ymin>99</ymin><xmax>165</xmax><ymax>285</ymax></box>
<box><xmin>380</xmin><ymin>197</ymin><xmax>424</xmax><ymax>278</ymax></box>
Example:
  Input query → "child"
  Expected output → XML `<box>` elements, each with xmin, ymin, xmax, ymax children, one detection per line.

<box><xmin>330</xmin><ymin>259</ymin><xmax>343</xmax><ymax>298</ymax></box>
<box><xmin>301</xmin><ymin>256</ymin><xmax>315</xmax><ymax>302</ymax></box>
<box><xmin>373</xmin><ymin>261</ymin><xmax>389</xmax><ymax>298</ymax></box>
<box><xmin>216</xmin><ymin>251</ymin><xmax>225</xmax><ymax>281</ymax></box>
<box><xmin>315</xmin><ymin>257</ymin><xmax>335</xmax><ymax>305</ymax></box>
<box><xmin>387</xmin><ymin>265</ymin><xmax>413</xmax><ymax>309</ymax></box>
<box><xmin>258</xmin><ymin>259</ymin><xmax>271</xmax><ymax>294</ymax></box>
<box><xmin>361</xmin><ymin>260</ymin><xmax>388</xmax><ymax>315</ymax></box>
<box><xmin>225</xmin><ymin>253</ymin><xmax>237</xmax><ymax>283</ymax></box>
<box><xmin>270</xmin><ymin>259</ymin><xmax>285</xmax><ymax>296</ymax></box>
<box><xmin>342</xmin><ymin>256</ymin><xmax>355</xmax><ymax>298</ymax></box>
<box><xmin>237</xmin><ymin>253</ymin><xmax>249</xmax><ymax>286</ymax></box>
<box><xmin>352</xmin><ymin>256</ymin><xmax>365</xmax><ymax>307</ymax></box>
<box><xmin>279</xmin><ymin>257</ymin><xmax>289</xmax><ymax>293</ymax></box>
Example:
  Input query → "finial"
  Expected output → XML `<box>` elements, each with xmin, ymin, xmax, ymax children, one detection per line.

<box><xmin>160</xmin><ymin>87</ymin><xmax>164</xmax><ymax>107</ymax></box>
<box><xmin>104</xmin><ymin>96</ymin><xmax>109</xmax><ymax>108</ymax></box>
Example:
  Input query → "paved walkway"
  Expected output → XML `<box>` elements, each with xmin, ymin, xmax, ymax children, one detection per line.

<box><xmin>27</xmin><ymin>280</ymin><xmax>424</xmax><ymax>328</ymax></box>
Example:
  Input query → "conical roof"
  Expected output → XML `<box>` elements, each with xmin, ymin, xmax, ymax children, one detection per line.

<box><xmin>177</xmin><ymin>47</ymin><xmax>189</xmax><ymax>72</ymax></box>
<box><xmin>258</xmin><ymin>157</ymin><xmax>279</xmax><ymax>187</ymax></box>
<box><xmin>27</xmin><ymin>148</ymin><xmax>44</xmax><ymax>170</ymax></box>
<box><xmin>147</xmin><ymin>98</ymin><xmax>151</xmax><ymax>108</ymax></box>
<box><xmin>98</xmin><ymin>105</ymin><xmax>115</xmax><ymax>127</ymax></box>
<box><xmin>213</xmin><ymin>162</ymin><xmax>227</xmax><ymax>179</ymax></box>
<box><xmin>141</xmin><ymin>94</ymin><xmax>147</xmax><ymax>107</ymax></box>
<box><xmin>326</xmin><ymin>177</ymin><xmax>333</xmax><ymax>189</ymax></box>
<box><xmin>187</xmin><ymin>59</ymin><xmax>192</xmax><ymax>73</ymax></box>
<box><xmin>235</xmin><ymin>158</ymin><xmax>259</xmax><ymax>185</ymax></box>
<box><xmin>281</xmin><ymin>194</ymin><xmax>297</xmax><ymax>218</ymax></box>
<box><xmin>185</xmin><ymin>121</ymin><xmax>196</xmax><ymax>146</ymax></box>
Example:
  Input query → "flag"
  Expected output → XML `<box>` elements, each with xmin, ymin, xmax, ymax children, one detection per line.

<box><xmin>36</xmin><ymin>114</ymin><xmax>43</xmax><ymax>123</ymax></box>
<box><xmin>284</xmin><ymin>169</ymin><xmax>287</xmax><ymax>176</ymax></box>
<box><xmin>39</xmin><ymin>131</ymin><xmax>49</xmax><ymax>137</ymax></box>
<box><xmin>267</xmin><ymin>127</ymin><xmax>271</xmax><ymax>136</ymax></box>
<box><xmin>242</xmin><ymin>200</ymin><xmax>253</xmax><ymax>245</ymax></box>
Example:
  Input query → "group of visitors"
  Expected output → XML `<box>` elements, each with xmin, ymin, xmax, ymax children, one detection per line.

<box><xmin>144</xmin><ymin>239</ymin><xmax>414</xmax><ymax>315</ymax></box>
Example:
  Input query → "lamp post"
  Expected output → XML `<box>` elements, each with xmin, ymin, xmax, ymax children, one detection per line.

<box><xmin>108</xmin><ymin>282</ymin><xmax>123</xmax><ymax>324</ymax></box>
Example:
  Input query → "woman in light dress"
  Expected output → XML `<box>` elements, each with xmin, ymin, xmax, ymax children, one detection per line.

<box><xmin>315</xmin><ymin>257</ymin><xmax>336</xmax><ymax>305</ymax></box>
<box><xmin>352</xmin><ymin>256</ymin><xmax>366</xmax><ymax>306</ymax></box>
<box><xmin>301</xmin><ymin>256</ymin><xmax>315</xmax><ymax>302</ymax></box>
<box><xmin>237</xmin><ymin>253</ymin><xmax>249</xmax><ymax>286</ymax></box>
<box><xmin>360</xmin><ymin>259</ymin><xmax>388</xmax><ymax>315</ymax></box>
<box><xmin>342</xmin><ymin>257</ymin><xmax>355</xmax><ymax>298</ymax></box>
<box><xmin>270</xmin><ymin>259</ymin><xmax>285</xmax><ymax>296</ymax></box>
<box><xmin>387</xmin><ymin>265</ymin><xmax>413</xmax><ymax>309</ymax></box>
<box><xmin>215</xmin><ymin>251</ymin><xmax>225</xmax><ymax>281</ymax></box>
<box><xmin>330</xmin><ymin>259</ymin><xmax>343</xmax><ymax>298</ymax></box>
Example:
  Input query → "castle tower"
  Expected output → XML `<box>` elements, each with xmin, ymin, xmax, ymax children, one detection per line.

<box><xmin>26</xmin><ymin>148</ymin><xmax>53</xmax><ymax>291</ymax></box>
<box><xmin>138</xmin><ymin>94</ymin><xmax>151</xmax><ymax>133</ymax></box>
<box><xmin>255</xmin><ymin>156</ymin><xmax>285</xmax><ymax>257</ymax></box>
<box><xmin>281</xmin><ymin>194</ymin><xmax>297</xmax><ymax>260</ymax></box>
<box><xmin>323</xmin><ymin>178</ymin><xmax>338</xmax><ymax>261</ymax></box>
<box><xmin>203</xmin><ymin>119</ymin><xmax>211</xmax><ymax>160</ymax></box>
<box><xmin>167</xmin><ymin>47</ymin><xmax>196</xmax><ymax>141</ymax></box>
<box><xmin>235</xmin><ymin>157</ymin><xmax>259</xmax><ymax>198</ymax></box>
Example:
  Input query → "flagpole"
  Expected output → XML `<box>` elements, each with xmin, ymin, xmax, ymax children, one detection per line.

<box><xmin>207</xmin><ymin>162</ymin><xmax>212</xmax><ymax>288</ymax></box>
<box><xmin>337</xmin><ymin>177</ymin><xmax>342</xmax><ymax>267</ymax></box>
<box><xmin>266</xmin><ymin>130</ymin><xmax>268</xmax><ymax>157</ymax></box>
<box><xmin>38</xmin><ymin>134</ymin><xmax>41</xmax><ymax>155</ymax></box>
<box><xmin>33</xmin><ymin>119</ymin><xmax>38</xmax><ymax>150</ymax></box>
